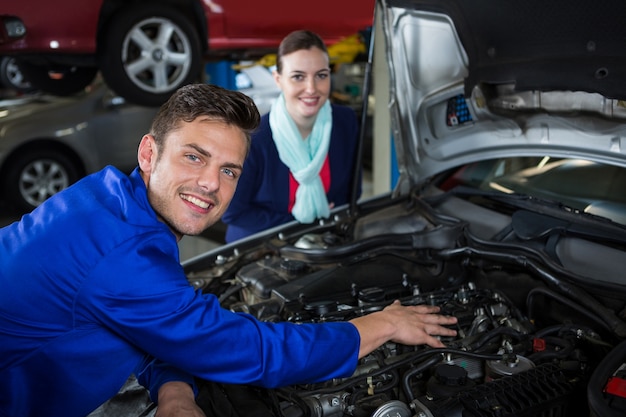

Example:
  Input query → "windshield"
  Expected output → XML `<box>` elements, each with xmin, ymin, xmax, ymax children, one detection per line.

<box><xmin>441</xmin><ymin>157</ymin><xmax>626</xmax><ymax>226</ymax></box>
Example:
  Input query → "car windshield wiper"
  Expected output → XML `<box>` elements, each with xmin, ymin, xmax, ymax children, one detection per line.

<box><xmin>429</xmin><ymin>185</ymin><xmax>626</xmax><ymax>245</ymax></box>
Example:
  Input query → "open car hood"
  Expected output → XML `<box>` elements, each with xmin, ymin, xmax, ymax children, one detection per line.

<box><xmin>381</xmin><ymin>0</ymin><xmax>626</xmax><ymax>193</ymax></box>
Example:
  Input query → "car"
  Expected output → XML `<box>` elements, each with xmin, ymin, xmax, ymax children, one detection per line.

<box><xmin>85</xmin><ymin>0</ymin><xmax>626</xmax><ymax>416</ymax></box>
<box><xmin>0</xmin><ymin>0</ymin><xmax>374</xmax><ymax>107</ymax></box>
<box><xmin>234</xmin><ymin>63</ymin><xmax>280</xmax><ymax>116</ymax></box>
<box><xmin>0</xmin><ymin>80</ymin><xmax>158</xmax><ymax>212</ymax></box>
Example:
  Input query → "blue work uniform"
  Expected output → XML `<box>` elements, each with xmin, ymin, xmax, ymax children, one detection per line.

<box><xmin>0</xmin><ymin>166</ymin><xmax>359</xmax><ymax>417</ymax></box>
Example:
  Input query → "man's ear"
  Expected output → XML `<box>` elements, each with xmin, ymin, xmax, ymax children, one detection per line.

<box><xmin>137</xmin><ymin>134</ymin><xmax>156</xmax><ymax>172</ymax></box>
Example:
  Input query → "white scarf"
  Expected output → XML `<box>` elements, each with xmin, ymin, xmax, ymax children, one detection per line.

<box><xmin>269</xmin><ymin>93</ymin><xmax>332</xmax><ymax>223</ymax></box>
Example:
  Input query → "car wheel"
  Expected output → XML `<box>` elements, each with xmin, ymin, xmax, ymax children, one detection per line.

<box><xmin>0</xmin><ymin>56</ymin><xmax>34</xmax><ymax>93</ymax></box>
<box><xmin>4</xmin><ymin>149</ymin><xmax>81</xmax><ymax>212</ymax></box>
<box><xmin>98</xmin><ymin>4</ymin><xmax>204</xmax><ymax>107</ymax></box>
<box><xmin>15</xmin><ymin>60</ymin><xmax>98</xmax><ymax>96</ymax></box>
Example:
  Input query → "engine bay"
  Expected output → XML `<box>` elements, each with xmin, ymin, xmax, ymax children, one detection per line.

<box><xmin>186</xmin><ymin>192</ymin><xmax>626</xmax><ymax>417</ymax></box>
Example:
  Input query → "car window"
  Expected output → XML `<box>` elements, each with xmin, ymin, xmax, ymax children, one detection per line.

<box><xmin>444</xmin><ymin>157</ymin><xmax>626</xmax><ymax>226</ymax></box>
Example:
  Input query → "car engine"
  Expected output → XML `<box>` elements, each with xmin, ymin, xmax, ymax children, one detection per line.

<box><xmin>185</xmin><ymin>193</ymin><xmax>626</xmax><ymax>417</ymax></box>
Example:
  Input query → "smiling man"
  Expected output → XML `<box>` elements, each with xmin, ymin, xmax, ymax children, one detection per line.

<box><xmin>0</xmin><ymin>84</ymin><xmax>457</xmax><ymax>417</ymax></box>
<box><xmin>138</xmin><ymin>108</ymin><xmax>249</xmax><ymax>239</ymax></box>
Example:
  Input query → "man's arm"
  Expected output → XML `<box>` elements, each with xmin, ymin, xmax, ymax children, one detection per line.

<box><xmin>349</xmin><ymin>301</ymin><xmax>458</xmax><ymax>359</ymax></box>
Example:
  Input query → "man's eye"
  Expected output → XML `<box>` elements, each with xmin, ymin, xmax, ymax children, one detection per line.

<box><xmin>222</xmin><ymin>168</ymin><xmax>237</xmax><ymax>178</ymax></box>
<box><xmin>186</xmin><ymin>154</ymin><xmax>200</xmax><ymax>162</ymax></box>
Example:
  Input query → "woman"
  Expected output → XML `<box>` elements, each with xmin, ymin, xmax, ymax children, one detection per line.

<box><xmin>223</xmin><ymin>30</ymin><xmax>361</xmax><ymax>242</ymax></box>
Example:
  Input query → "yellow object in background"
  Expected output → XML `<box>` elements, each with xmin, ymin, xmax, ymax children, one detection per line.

<box><xmin>232</xmin><ymin>33</ymin><xmax>366</xmax><ymax>71</ymax></box>
<box><xmin>327</xmin><ymin>34</ymin><xmax>366</xmax><ymax>64</ymax></box>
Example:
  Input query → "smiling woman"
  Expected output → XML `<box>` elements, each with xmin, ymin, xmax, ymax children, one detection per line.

<box><xmin>222</xmin><ymin>30</ymin><xmax>362</xmax><ymax>242</ymax></box>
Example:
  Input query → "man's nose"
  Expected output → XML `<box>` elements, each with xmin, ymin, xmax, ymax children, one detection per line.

<box><xmin>198</xmin><ymin>167</ymin><xmax>220</xmax><ymax>192</ymax></box>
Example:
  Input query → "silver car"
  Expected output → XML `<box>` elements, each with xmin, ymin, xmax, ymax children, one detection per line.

<box><xmin>0</xmin><ymin>81</ymin><xmax>158</xmax><ymax>212</ymax></box>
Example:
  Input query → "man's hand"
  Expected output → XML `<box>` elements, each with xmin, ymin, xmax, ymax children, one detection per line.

<box><xmin>155</xmin><ymin>381</ymin><xmax>205</xmax><ymax>417</ymax></box>
<box><xmin>349</xmin><ymin>300</ymin><xmax>458</xmax><ymax>358</ymax></box>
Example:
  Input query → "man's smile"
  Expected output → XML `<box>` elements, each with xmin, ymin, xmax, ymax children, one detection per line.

<box><xmin>180</xmin><ymin>193</ymin><xmax>214</xmax><ymax>210</ymax></box>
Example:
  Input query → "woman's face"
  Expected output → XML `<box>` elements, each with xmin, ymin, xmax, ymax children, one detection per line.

<box><xmin>273</xmin><ymin>46</ymin><xmax>331</xmax><ymax>123</ymax></box>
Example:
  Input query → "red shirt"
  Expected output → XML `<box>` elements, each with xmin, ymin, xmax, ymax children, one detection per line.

<box><xmin>288</xmin><ymin>155</ymin><xmax>331</xmax><ymax>212</ymax></box>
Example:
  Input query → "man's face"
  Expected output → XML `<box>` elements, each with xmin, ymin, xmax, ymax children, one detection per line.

<box><xmin>138</xmin><ymin>117</ymin><xmax>247</xmax><ymax>240</ymax></box>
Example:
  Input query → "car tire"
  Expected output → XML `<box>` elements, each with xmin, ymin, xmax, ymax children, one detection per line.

<box><xmin>98</xmin><ymin>4</ymin><xmax>204</xmax><ymax>107</ymax></box>
<box><xmin>0</xmin><ymin>56</ymin><xmax>34</xmax><ymax>93</ymax></box>
<box><xmin>3</xmin><ymin>149</ymin><xmax>81</xmax><ymax>212</ymax></box>
<box><xmin>15</xmin><ymin>60</ymin><xmax>98</xmax><ymax>96</ymax></box>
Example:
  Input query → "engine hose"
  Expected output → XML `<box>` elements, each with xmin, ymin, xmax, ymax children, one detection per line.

<box><xmin>276</xmin><ymin>387</ymin><xmax>312</xmax><ymax>417</ymax></box>
<box><xmin>526</xmin><ymin>287</ymin><xmax>611</xmax><ymax>333</ymax></box>
<box><xmin>437</xmin><ymin>244</ymin><xmax>626</xmax><ymax>338</ymax></box>
<box><xmin>534</xmin><ymin>323</ymin><xmax>614</xmax><ymax>349</ymax></box>
<box><xmin>280</xmin><ymin>233</ymin><xmax>414</xmax><ymax>262</ymax></box>
<box><xmin>349</xmin><ymin>370</ymin><xmax>400</xmax><ymax>406</ymax></box>
<box><xmin>217</xmin><ymin>282</ymin><xmax>244</xmax><ymax>303</ymax></box>
<box><xmin>468</xmin><ymin>325</ymin><xmax>527</xmax><ymax>352</ymax></box>
<box><xmin>535</xmin><ymin>323</ymin><xmax>584</xmax><ymax>338</ymax></box>
<box><xmin>278</xmin><ymin>223</ymin><xmax>465</xmax><ymax>262</ymax></box>
<box><xmin>402</xmin><ymin>355</ymin><xmax>443</xmax><ymax>401</ymax></box>
<box><xmin>295</xmin><ymin>349</ymin><xmax>505</xmax><ymax>397</ymax></box>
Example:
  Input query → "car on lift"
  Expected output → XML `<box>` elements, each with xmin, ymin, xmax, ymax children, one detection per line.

<box><xmin>0</xmin><ymin>0</ymin><xmax>373</xmax><ymax>107</ymax></box>
<box><xmin>0</xmin><ymin>80</ymin><xmax>158</xmax><ymax>212</ymax></box>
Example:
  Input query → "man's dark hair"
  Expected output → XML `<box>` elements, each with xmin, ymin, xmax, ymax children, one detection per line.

<box><xmin>276</xmin><ymin>30</ymin><xmax>328</xmax><ymax>74</ymax></box>
<box><xmin>150</xmin><ymin>83</ymin><xmax>260</xmax><ymax>152</ymax></box>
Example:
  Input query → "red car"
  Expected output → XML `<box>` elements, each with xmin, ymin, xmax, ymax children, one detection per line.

<box><xmin>0</xmin><ymin>0</ymin><xmax>373</xmax><ymax>106</ymax></box>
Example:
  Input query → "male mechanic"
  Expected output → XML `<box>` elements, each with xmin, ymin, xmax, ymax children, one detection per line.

<box><xmin>0</xmin><ymin>84</ymin><xmax>457</xmax><ymax>417</ymax></box>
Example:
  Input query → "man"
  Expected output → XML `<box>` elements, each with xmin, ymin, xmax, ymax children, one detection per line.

<box><xmin>0</xmin><ymin>84</ymin><xmax>457</xmax><ymax>417</ymax></box>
